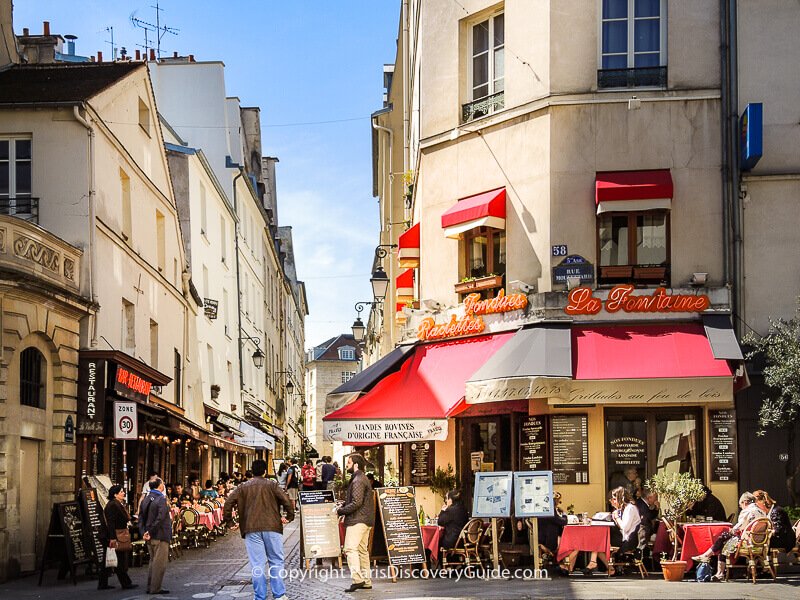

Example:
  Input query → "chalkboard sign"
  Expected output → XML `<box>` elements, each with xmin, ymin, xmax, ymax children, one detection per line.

<box><xmin>519</xmin><ymin>416</ymin><xmax>548</xmax><ymax>471</ymax></box>
<box><xmin>376</xmin><ymin>486</ymin><xmax>426</xmax><ymax>566</ymax></box>
<box><xmin>710</xmin><ymin>409</ymin><xmax>738</xmax><ymax>482</ymax></box>
<box><xmin>299</xmin><ymin>490</ymin><xmax>341</xmax><ymax>560</ymax></box>
<box><xmin>77</xmin><ymin>487</ymin><xmax>106</xmax><ymax>565</ymax></box>
<box><xmin>409</xmin><ymin>442</ymin><xmax>434</xmax><ymax>486</ymax></box>
<box><xmin>551</xmin><ymin>414</ymin><xmax>589</xmax><ymax>484</ymax></box>
<box><xmin>39</xmin><ymin>502</ymin><xmax>92</xmax><ymax>585</ymax></box>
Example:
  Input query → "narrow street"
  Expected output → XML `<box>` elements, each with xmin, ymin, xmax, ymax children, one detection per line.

<box><xmin>2</xmin><ymin>519</ymin><xmax>798</xmax><ymax>600</ymax></box>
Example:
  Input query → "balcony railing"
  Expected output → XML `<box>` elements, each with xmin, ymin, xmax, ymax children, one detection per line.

<box><xmin>597</xmin><ymin>66</ymin><xmax>667</xmax><ymax>89</ymax></box>
<box><xmin>462</xmin><ymin>91</ymin><xmax>505</xmax><ymax>123</ymax></box>
<box><xmin>0</xmin><ymin>197</ymin><xmax>39</xmax><ymax>223</ymax></box>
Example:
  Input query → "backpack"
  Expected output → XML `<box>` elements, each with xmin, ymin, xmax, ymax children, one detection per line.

<box><xmin>696</xmin><ymin>561</ymin><xmax>712</xmax><ymax>582</ymax></box>
<box><xmin>302</xmin><ymin>466</ymin><xmax>316</xmax><ymax>486</ymax></box>
<box><xmin>287</xmin><ymin>465</ymin><xmax>299</xmax><ymax>488</ymax></box>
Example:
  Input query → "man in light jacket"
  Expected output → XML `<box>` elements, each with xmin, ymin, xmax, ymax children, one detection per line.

<box><xmin>224</xmin><ymin>459</ymin><xmax>294</xmax><ymax>600</ymax></box>
<box><xmin>336</xmin><ymin>453</ymin><xmax>375</xmax><ymax>592</ymax></box>
<box><xmin>138</xmin><ymin>478</ymin><xmax>171</xmax><ymax>595</ymax></box>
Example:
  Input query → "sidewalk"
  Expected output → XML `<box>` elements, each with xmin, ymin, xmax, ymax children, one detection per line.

<box><xmin>2</xmin><ymin>520</ymin><xmax>798</xmax><ymax>599</ymax></box>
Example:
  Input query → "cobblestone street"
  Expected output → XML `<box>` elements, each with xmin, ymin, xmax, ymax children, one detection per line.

<box><xmin>1</xmin><ymin>520</ymin><xmax>798</xmax><ymax>600</ymax></box>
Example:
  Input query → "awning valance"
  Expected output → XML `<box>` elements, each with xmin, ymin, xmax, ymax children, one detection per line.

<box><xmin>208</xmin><ymin>433</ymin><xmax>256</xmax><ymax>455</ymax></box>
<box><xmin>238</xmin><ymin>421</ymin><xmax>275</xmax><ymax>451</ymax></box>
<box><xmin>325</xmin><ymin>343</ymin><xmax>417</xmax><ymax>413</ymax></box>
<box><xmin>396</xmin><ymin>268</ymin><xmax>414</xmax><ymax>302</ymax></box>
<box><xmin>323</xmin><ymin>332</ymin><xmax>514</xmax><ymax>443</ymax></box>
<box><xmin>595</xmin><ymin>170</ymin><xmax>673</xmax><ymax>214</ymax></box>
<box><xmin>398</xmin><ymin>223</ymin><xmax>420</xmax><ymax>268</ymax></box>
<box><xmin>466</xmin><ymin>324</ymin><xmax>573</xmax><ymax>404</ymax></box>
<box><xmin>441</xmin><ymin>187</ymin><xmax>506</xmax><ymax>238</ymax></box>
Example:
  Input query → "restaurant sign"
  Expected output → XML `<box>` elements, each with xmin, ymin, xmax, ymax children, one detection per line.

<box><xmin>417</xmin><ymin>289</ymin><xmax>528</xmax><ymax>341</ymax></box>
<box><xmin>323</xmin><ymin>419</ymin><xmax>448</xmax><ymax>443</ymax></box>
<box><xmin>111</xmin><ymin>364</ymin><xmax>154</xmax><ymax>403</ymax></box>
<box><xmin>77</xmin><ymin>358</ymin><xmax>106</xmax><ymax>434</ymax></box>
<box><xmin>565</xmin><ymin>284</ymin><xmax>710</xmax><ymax>316</ymax></box>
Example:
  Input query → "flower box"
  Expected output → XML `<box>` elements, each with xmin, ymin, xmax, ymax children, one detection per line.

<box><xmin>633</xmin><ymin>266</ymin><xmax>667</xmax><ymax>282</ymax></box>
<box><xmin>600</xmin><ymin>265</ymin><xmax>633</xmax><ymax>279</ymax></box>
<box><xmin>454</xmin><ymin>275</ymin><xmax>503</xmax><ymax>294</ymax></box>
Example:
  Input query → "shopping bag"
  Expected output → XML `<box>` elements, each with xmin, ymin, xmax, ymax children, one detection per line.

<box><xmin>105</xmin><ymin>547</ymin><xmax>118</xmax><ymax>568</ymax></box>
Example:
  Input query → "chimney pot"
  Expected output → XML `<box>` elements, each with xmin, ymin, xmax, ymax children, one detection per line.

<box><xmin>149</xmin><ymin>49</ymin><xmax>156</xmax><ymax>61</ymax></box>
<box><xmin>135</xmin><ymin>49</ymin><xmax>141</xmax><ymax>60</ymax></box>
<box><xmin>43</xmin><ymin>21</ymin><xmax>50</xmax><ymax>36</ymax></box>
<box><xmin>97</xmin><ymin>51</ymin><xmax>103</xmax><ymax>62</ymax></box>
<box><xmin>173</xmin><ymin>51</ymin><xmax>178</xmax><ymax>58</ymax></box>
<box><xmin>189</xmin><ymin>54</ymin><xmax>195</xmax><ymax>62</ymax></box>
<box><xmin>22</xmin><ymin>27</ymin><xmax>29</xmax><ymax>36</ymax></box>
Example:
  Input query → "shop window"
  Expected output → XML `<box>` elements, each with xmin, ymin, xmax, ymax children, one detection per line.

<box><xmin>20</xmin><ymin>347</ymin><xmax>45</xmax><ymax>408</ymax></box>
<box><xmin>605</xmin><ymin>409</ymin><xmax>701</xmax><ymax>497</ymax></box>
<box><xmin>458</xmin><ymin>227</ymin><xmax>506</xmax><ymax>298</ymax></box>
<box><xmin>599</xmin><ymin>0</ymin><xmax>667</xmax><ymax>89</ymax></box>
<box><xmin>597</xmin><ymin>210</ymin><xmax>669</xmax><ymax>285</ymax></box>
<box><xmin>463</xmin><ymin>9</ymin><xmax>505</xmax><ymax>122</ymax></box>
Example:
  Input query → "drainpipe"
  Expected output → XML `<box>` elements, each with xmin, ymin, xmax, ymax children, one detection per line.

<box><xmin>372</xmin><ymin>117</ymin><xmax>393</xmax><ymax>232</ymax></box>
<box><xmin>233</xmin><ymin>169</ymin><xmax>246</xmax><ymax>391</ymax></box>
<box><xmin>73</xmin><ymin>104</ymin><xmax>98</xmax><ymax>347</ymax></box>
<box><xmin>728</xmin><ymin>0</ymin><xmax>743</xmax><ymax>337</ymax></box>
<box><xmin>719</xmin><ymin>0</ymin><xmax>731</xmax><ymax>290</ymax></box>
<box><xmin>402</xmin><ymin>0</ymin><xmax>410</xmax><ymax>175</ymax></box>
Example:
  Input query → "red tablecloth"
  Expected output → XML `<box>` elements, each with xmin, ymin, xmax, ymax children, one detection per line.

<box><xmin>198</xmin><ymin>512</ymin><xmax>215</xmax><ymax>531</ymax></box>
<box><xmin>680</xmin><ymin>523</ymin><xmax>731</xmax><ymax>568</ymax></box>
<box><xmin>422</xmin><ymin>525</ymin><xmax>443</xmax><ymax>563</ymax></box>
<box><xmin>556</xmin><ymin>525</ymin><xmax>612</xmax><ymax>563</ymax></box>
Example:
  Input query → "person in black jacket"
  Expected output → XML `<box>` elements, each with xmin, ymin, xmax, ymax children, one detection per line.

<box><xmin>687</xmin><ymin>485</ymin><xmax>727</xmax><ymax>522</ymax></box>
<box><xmin>138</xmin><ymin>478</ymin><xmax>172</xmax><ymax>595</ymax></box>
<box><xmin>336</xmin><ymin>454</ymin><xmax>375</xmax><ymax>593</ymax></box>
<box><xmin>754</xmin><ymin>489</ymin><xmax>796</xmax><ymax>551</ymax></box>
<box><xmin>635</xmin><ymin>487</ymin><xmax>659</xmax><ymax>557</ymax></box>
<box><xmin>437</xmin><ymin>490</ymin><xmax>470</xmax><ymax>552</ymax></box>
<box><xmin>98</xmin><ymin>485</ymin><xmax>137</xmax><ymax>590</ymax></box>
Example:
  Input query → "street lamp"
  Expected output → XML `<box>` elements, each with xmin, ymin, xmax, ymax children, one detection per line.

<box><xmin>239</xmin><ymin>332</ymin><xmax>265</xmax><ymax>369</ymax></box>
<box><xmin>276</xmin><ymin>370</ymin><xmax>297</xmax><ymax>393</ymax></box>
<box><xmin>371</xmin><ymin>245</ymin><xmax>396</xmax><ymax>301</ymax></box>
<box><xmin>352</xmin><ymin>301</ymin><xmax>379</xmax><ymax>342</ymax></box>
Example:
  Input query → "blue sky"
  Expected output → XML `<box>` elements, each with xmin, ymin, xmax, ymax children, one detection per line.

<box><xmin>14</xmin><ymin>1</ymin><xmax>400</xmax><ymax>349</ymax></box>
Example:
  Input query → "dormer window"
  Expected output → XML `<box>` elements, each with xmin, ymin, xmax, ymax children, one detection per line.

<box><xmin>339</xmin><ymin>346</ymin><xmax>356</xmax><ymax>361</ymax></box>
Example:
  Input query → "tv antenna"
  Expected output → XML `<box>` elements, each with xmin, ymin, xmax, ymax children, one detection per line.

<box><xmin>129</xmin><ymin>1</ymin><xmax>179</xmax><ymax>59</ymax></box>
<box><xmin>104</xmin><ymin>26</ymin><xmax>117</xmax><ymax>60</ymax></box>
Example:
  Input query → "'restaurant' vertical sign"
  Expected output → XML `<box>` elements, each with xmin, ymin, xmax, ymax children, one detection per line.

<box><xmin>77</xmin><ymin>358</ymin><xmax>106</xmax><ymax>434</ymax></box>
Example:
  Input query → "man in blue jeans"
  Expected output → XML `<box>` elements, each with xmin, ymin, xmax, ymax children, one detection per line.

<box><xmin>224</xmin><ymin>459</ymin><xmax>294</xmax><ymax>600</ymax></box>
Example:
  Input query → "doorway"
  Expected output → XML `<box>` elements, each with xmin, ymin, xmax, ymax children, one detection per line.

<box><xmin>458</xmin><ymin>414</ymin><xmax>513</xmax><ymax>508</ymax></box>
<box><xmin>20</xmin><ymin>438</ymin><xmax>40</xmax><ymax>572</ymax></box>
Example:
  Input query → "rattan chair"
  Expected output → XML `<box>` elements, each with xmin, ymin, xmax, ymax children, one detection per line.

<box><xmin>180</xmin><ymin>507</ymin><xmax>209</xmax><ymax>548</ymax></box>
<box><xmin>169</xmin><ymin>513</ymin><xmax>182</xmax><ymax>560</ymax></box>
<box><xmin>725</xmin><ymin>517</ymin><xmax>775</xmax><ymax>583</ymax></box>
<box><xmin>479</xmin><ymin>519</ymin><xmax>506</xmax><ymax>568</ymax></box>
<box><xmin>441</xmin><ymin>518</ymin><xmax>484</xmax><ymax>571</ymax></box>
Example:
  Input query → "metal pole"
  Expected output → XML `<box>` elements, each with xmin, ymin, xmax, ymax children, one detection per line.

<box><xmin>122</xmin><ymin>440</ymin><xmax>128</xmax><ymax>505</ymax></box>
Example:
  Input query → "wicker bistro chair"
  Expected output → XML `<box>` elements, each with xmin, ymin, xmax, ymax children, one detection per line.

<box><xmin>479</xmin><ymin>519</ymin><xmax>506</xmax><ymax>569</ymax></box>
<box><xmin>725</xmin><ymin>517</ymin><xmax>775</xmax><ymax>583</ymax></box>
<box><xmin>169</xmin><ymin>512</ymin><xmax>183</xmax><ymax>560</ymax></box>
<box><xmin>607</xmin><ymin>545</ymin><xmax>648</xmax><ymax>578</ymax></box>
<box><xmin>180</xmin><ymin>507</ymin><xmax>210</xmax><ymax>549</ymax></box>
<box><xmin>441</xmin><ymin>518</ymin><xmax>484</xmax><ymax>571</ymax></box>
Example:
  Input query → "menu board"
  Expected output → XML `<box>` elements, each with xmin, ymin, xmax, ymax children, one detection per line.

<box><xmin>709</xmin><ymin>409</ymin><xmax>738</xmax><ymax>482</ymax></box>
<box><xmin>299</xmin><ymin>490</ymin><xmax>341</xmax><ymax>560</ymax></box>
<box><xmin>376</xmin><ymin>486</ymin><xmax>426</xmax><ymax>566</ymax></box>
<box><xmin>77</xmin><ymin>487</ymin><xmax>106</xmax><ymax>565</ymax></box>
<box><xmin>514</xmin><ymin>471</ymin><xmax>555</xmax><ymax>518</ymax></box>
<box><xmin>409</xmin><ymin>442</ymin><xmax>434</xmax><ymax>486</ymax></box>
<box><xmin>472</xmin><ymin>471</ymin><xmax>513</xmax><ymax>518</ymax></box>
<box><xmin>519</xmin><ymin>416</ymin><xmax>548</xmax><ymax>471</ymax></box>
<box><xmin>39</xmin><ymin>501</ymin><xmax>94</xmax><ymax>583</ymax></box>
<box><xmin>551</xmin><ymin>414</ymin><xmax>589</xmax><ymax>484</ymax></box>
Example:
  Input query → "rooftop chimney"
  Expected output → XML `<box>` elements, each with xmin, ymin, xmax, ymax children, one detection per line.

<box><xmin>97</xmin><ymin>50</ymin><xmax>103</xmax><ymax>62</ymax></box>
<box><xmin>173</xmin><ymin>51</ymin><xmax>177</xmax><ymax>58</ymax></box>
<box><xmin>189</xmin><ymin>54</ymin><xmax>195</xmax><ymax>62</ymax></box>
<box><xmin>149</xmin><ymin>48</ymin><xmax>155</xmax><ymax>61</ymax></box>
<box><xmin>43</xmin><ymin>20</ymin><xmax>50</xmax><ymax>36</ymax></box>
<box><xmin>64</xmin><ymin>34</ymin><xmax>76</xmax><ymax>56</ymax></box>
<box><xmin>135</xmin><ymin>49</ymin><xmax>141</xmax><ymax>60</ymax></box>
<box><xmin>22</xmin><ymin>27</ymin><xmax>29</xmax><ymax>36</ymax></box>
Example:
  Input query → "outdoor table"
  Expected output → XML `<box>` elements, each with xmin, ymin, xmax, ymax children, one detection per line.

<box><xmin>421</xmin><ymin>525</ymin><xmax>443</xmax><ymax>564</ymax></box>
<box><xmin>652</xmin><ymin>522</ymin><xmax>672</xmax><ymax>556</ymax></box>
<box><xmin>556</xmin><ymin>524</ymin><xmax>612</xmax><ymax>563</ymax></box>
<box><xmin>213</xmin><ymin>507</ymin><xmax>223</xmax><ymax>526</ymax></box>
<box><xmin>198</xmin><ymin>511</ymin><xmax>215</xmax><ymax>531</ymax></box>
<box><xmin>680</xmin><ymin>523</ymin><xmax>731</xmax><ymax>569</ymax></box>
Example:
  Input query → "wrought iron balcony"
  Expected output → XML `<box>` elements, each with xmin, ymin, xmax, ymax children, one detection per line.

<box><xmin>462</xmin><ymin>91</ymin><xmax>505</xmax><ymax>123</ymax></box>
<box><xmin>0</xmin><ymin>197</ymin><xmax>39</xmax><ymax>223</ymax></box>
<box><xmin>597</xmin><ymin>66</ymin><xmax>667</xmax><ymax>89</ymax></box>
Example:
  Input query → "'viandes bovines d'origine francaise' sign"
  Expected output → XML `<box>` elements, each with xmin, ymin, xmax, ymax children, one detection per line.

<box><xmin>417</xmin><ymin>289</ymin><xmax>528</xmax><ymax>341</ymax></box>
<box><xmin>323</xmin><ymin>419</ymin><xmax>447</xmax><ymax>444</ymax></box>
<box><xmin>565</xmin><ymin>284</ymin><xmax>710</xmax><ymax>316</ymax></box>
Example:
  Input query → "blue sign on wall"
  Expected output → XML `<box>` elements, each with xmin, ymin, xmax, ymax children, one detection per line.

<box><xmin>740</xmin><ymin>103</ymin><xmax>763</xmax><ymax>171</ymax></box>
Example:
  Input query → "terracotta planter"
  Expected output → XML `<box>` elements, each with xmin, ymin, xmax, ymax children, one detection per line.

<box><xmin>454</xmin><ymin>275</ymin><xmax>503</xmax><ymax>294</ymax></box>
<box><xmin>600</xmin><ymin>265</ymin><xmax>633</xmax><ymax>279</ymax></box>
<box><xmin>661</xmin><ymin>560</ymin><xmax>687</xmax><ymax>581</ymax></box>
<box><xmin>633</xmin><ymin>266</ymin><xmax>667</xmax><ymax>281</ymax></box>
<box><xmin>454</xmin><ymin>279</ymin><xmax>477</xmax><ymax>294</ymax></box>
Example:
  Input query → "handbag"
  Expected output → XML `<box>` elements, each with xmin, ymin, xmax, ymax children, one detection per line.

<box><xmin>115</xmin><ymin>528</ymin><xmax>132</xmax><ymax>552</ymax></box>
<box><xmin>105</xmin><ymin>547</ymin><xmax>118</xmax><ymax>568</ymax></box>
<box><xmin>696</xmin><ymin>561</ymin><xmax>712</xmax><ymax>582</ymax></box>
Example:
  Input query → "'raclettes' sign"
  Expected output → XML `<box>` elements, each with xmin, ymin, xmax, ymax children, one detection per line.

<box><xmin>565</xmin><ymin>284</ymin><xmax>709</xmax><ymax>316</ymax></box>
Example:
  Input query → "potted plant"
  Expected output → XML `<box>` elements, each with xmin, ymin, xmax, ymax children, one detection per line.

<box><xmin>429</xmin><ymin>463</ymin><xmax>458</xmax><ymax>503</ymax></box>
<box><xmin>454</xmin><ymin>276</ymin><xmax>477</xmax><ymax>294</ymax></box>
<box><xmin>473</xmin><ymin>273</ymin><xmax>503</xmax><ymax>291</ymax></box>
<box><xmin>645</xmin><ymin>471</ymin><xmax>707</xmax><ymax>581</ymax></box>
<box><xmin>210</xmin><ymin>384</ymin><xmax>221</xmax><ymax>399</ymax></box>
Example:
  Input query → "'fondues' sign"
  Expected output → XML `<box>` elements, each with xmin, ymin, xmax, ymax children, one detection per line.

<box><xmin>565</xmin><ymin>284</ymin><xmax>710</xmax><ymax>316</ymax></box>
<box><xmin>417</xmin><ymin>289</ymin><xmax>528</xmax><ymax>341</ymax></box>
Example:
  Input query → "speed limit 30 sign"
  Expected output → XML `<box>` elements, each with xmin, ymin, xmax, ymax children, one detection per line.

<box><xmin>113</xmin><ymin>401</ymin><xmax>138</xmax><ymax>440</ymax></box>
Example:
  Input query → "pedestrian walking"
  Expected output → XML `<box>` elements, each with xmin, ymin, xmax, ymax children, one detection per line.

<box><xmin>285</xmin><ymin>458</ymin><xmax>299</xmax><ymax>508</ymax></box>
<box><xmin>224</xmin><ymin>459</ymin><xmax>294</xmax><ymax>600</ymax></box>
<box><xmin>301</xmin><ymin>459</ymin><xmax>316</xmax><ymax>491</ymax></box>
<box><xmin>138</xmin><ymin>477</ymin><xmax>172</xmax><ymax>595</ymax></box>
<box><xmin>98</xmin><ymin>485</ymin><xmax>137</xmax><ymax>590</ymax></box>
<box><xmin>321</xmin><ymin>456</ymin><xmax>337</xmax><ymax>491</ymax></box>
<box><xmin>336</xmin><ymin>453</ymin><xmax>375</xmax><ymax>593</ymax></box>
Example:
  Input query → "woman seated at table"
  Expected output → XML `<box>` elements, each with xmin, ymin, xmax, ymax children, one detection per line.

<box><xmin>565</xmin><ymin>487</ymin><xmax>641</xmax><ymax>575</ymax></box>
<box><xmin>437</xmin><ymin>489</ymin><xmax>470</xmax><ymax>552</ymax></box>
<box><xmin>753</xmin><ymin>489</ymin><xmax>795</xmax><ymax>551</ymax></box>
<box><xmin>691</xmin><ymin>491</ymin><xmax>765</xmax><ymax>580</ymax></box>
<box><xmin>200</xmin><ymin>479</ymin><xmax>218</xmax><ymax>499</ymax></box>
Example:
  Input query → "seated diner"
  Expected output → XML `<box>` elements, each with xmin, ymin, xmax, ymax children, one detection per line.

<box><xmin>437</xmin><ymin>489</ymin><xmax>470</xmax><ymax>553</ymax></box>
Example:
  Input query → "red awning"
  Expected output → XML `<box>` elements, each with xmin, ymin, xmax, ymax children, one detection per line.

<box><xmin>441</xmin><ymin>187</ymin><xmax>506</xmax><ymax>238</ymax></box>
<box><xmin>398</xmin><ymin>223</ymin><xmax>420</xmax><ymax>268</ymax></box>
<box><xmin>396</xmin><ymin>268</ymin><xmax>414</xmax><ymax>301</ymax></box>
<box><xmin>323</xmin><ymin>332</ymin><xmax>515</xmax><ymax>443</ymax></box>
<box><xmin>595</xmin><ymin>170</ymin><xmax>673</xmax><ymax>214</ymax></box>
<box><xmin>572</xmin><ymin>323</ymin><xmax>733</xmax><ymax>380</ymax></box>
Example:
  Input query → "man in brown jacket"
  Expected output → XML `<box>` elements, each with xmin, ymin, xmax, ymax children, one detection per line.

<box><xmin>224</xmin><ymin>459</ymin><xmax>294</xmax><ymax>600</ymax></box>
<box><xmin>336</xmin><ymin>453</ymin><xmax>375</xmax><ymax>592</ymax></box>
